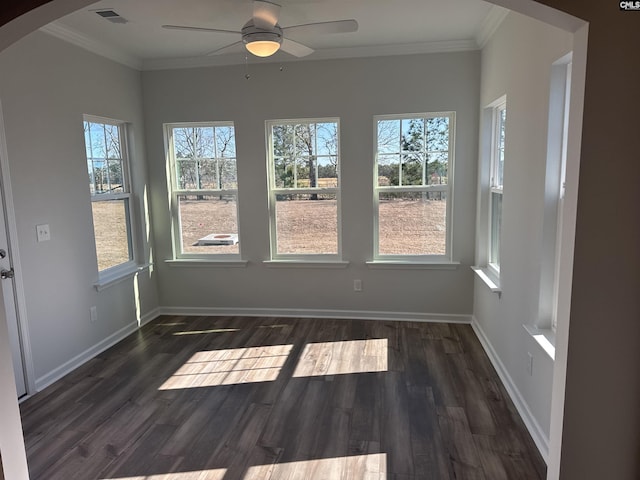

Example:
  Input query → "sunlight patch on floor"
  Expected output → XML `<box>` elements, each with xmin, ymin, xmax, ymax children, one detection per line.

<box><xmin>292</xmin><ymin>338</ymin><xmax>388</xmax><ymax>377</ymax></box>
<box><xmin>103</xmin><ymin>453</ymin><xmax>385</xmax><ymax>479</ymax></box>
<box><xmin>103</xmin><ymin>468</ymin><xmax>227</xmax><ymax>479</ymax></box>
<box><xmin>245</xmin><ymin>453</ymin><xmax>387</xmax><ymax>479</ymax></box>
<box><xmin>172</xmin><ymin>328</ymin><xmax>241</xmax><ymax>336</ymax></box>
<box><xmin>158</xmin><ymin>345</ymin><xmax>293</xmax><ymax>390</ymax></box>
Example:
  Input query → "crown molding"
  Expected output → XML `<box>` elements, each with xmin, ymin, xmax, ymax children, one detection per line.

<box><xmin>38</xmin><ymin>20</ymin><xmax>480</xmax><ymax>72</ymax></box>
<box><xmin>39</xmin><ymin>21</ymin><xmax>142</xmax><ymax>70</ymax></box>
<box><xmin>142</xmin><ymin>39</ymin><xmax>479</xmax><ymax>71</ymax></box>
<box><xmin>475</xmin><ymin>5</ymin><xmax>509</xmax><ymax>49</ymax></box>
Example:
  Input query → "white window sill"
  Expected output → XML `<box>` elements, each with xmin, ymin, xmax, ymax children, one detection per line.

<box><xmin>471</xmin><ymin>266</ymin><xmax>502</xmax><ymax>296</ymax></box>
<box><xmin>523</xmin><ymin>324</ymin><xmax>556</xmax><ymax>360</ymax></box>
<box><xmin>263</xmin><ymin>260</ymin><xmax>349</xmax><ymax>269</ymax></box>
<box><xmin>165</xmin><ymin>259</ymin><xmax>248</xmax><ymax>268</ymax></box>
<box><xmin>94</xmin><ymin>263</ymin><xmax>151</xmax><ymax>292</ymax></box>
<box><xmin>366</xmin><ymin>260</ymin><xmax>460</xmax><ymax>270</ymax></box>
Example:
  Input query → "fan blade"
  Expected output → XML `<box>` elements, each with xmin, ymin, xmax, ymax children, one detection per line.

<box><xmin>162</xmin><ymin>24</ymin><xmax>240</xmax><ymax>35</ymax></box>
<box><xmin>205</xmin><ymin>41</ymin><xmax>244</xmax><ymax>56</ymax></box>
<box><xmin>253</xmin><ymin>0</ymin><xmax>281</xmax><ymax>29</ymax></box>
<box><xmin>283</xmin><ymin>19</ymin><xmax>358</xmax><ymax>37</ymax></box>
<box><xmin>280</xmin><ymin>38</ymin><xmax>314</xmax><ymax>57</ymax></box>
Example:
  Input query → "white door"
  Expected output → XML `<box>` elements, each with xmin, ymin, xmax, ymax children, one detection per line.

<box><xmin>0</xmin><ymin>185</ymin><xmax>25</xmax><ymax>397</ymax></box>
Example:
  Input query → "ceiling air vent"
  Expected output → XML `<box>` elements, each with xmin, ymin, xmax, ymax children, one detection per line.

<box><xmin>95</xmin><ymin>10</ymin><xmax>128</xmax><ymax>24</ymax></box>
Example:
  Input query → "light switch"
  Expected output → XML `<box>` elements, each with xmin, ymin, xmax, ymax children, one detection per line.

<box><xmin>36</xmin><ymin>224</ymin><xmax>50</xmax><ymax>242</ymax></box>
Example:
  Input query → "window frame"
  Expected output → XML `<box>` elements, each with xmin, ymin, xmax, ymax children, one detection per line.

<box><xmin>165</xmin><ymin>121</ymin><xmax>241</xmax><ymax>261</ymax></box>
<box><xmin>373</xmin><ymin>111</ymin><xmax>456</xmax><ymax>262</ymax></box>
<box><xmin>265</xmin><ymin>117</ymin><xmax>342</xmax><ymax>261</ymax></box>
<box><xmin>83</xmin><ymin>115</ymin><xmax>137</xmax><ymax>281</ymax></box>
<box><xmin>488</xmin><ymin>100</ymin><xmax>506</xmax><ymax>277</ymax></box>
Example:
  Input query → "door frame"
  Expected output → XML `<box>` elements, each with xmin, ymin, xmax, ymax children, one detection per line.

<box><xmin>0</xmin><ymin>99</ymin><xmax>35</xmax><ymax>396</ymax></box>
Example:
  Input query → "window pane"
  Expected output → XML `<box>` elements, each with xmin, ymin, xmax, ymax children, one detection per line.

<box><xmin>173</xmin><ymin>128</ymin><xmax>193</xmax><ymax>158</ymax></box>
<box><xmin>198</xmin><ymin>159</ymin><xmax>219</xmax><ymax>189</ymax></box>
<box><xmin>92</xmin><ymin>199</ymin><xmax>131</xmax><ymax>270</ymax></box>
<box><xmin>179</xmin><ymin>195</ymin><xmax>239</xmax><ymax>254</ymax></box>
<box><xmin>426</xmin><ymin>116</ymin><xmax>450</xmax><ymax>152</ymax></box>
<box><xmin>88</xmin><ymin>122</ymin><xmax>106</xmax><ymax>158</ymax></box>
<box><xmin>84</xmin><ymin>122</ymin><xmax>93</xmax><ymax>158</ymax></box>
<box><xmin>401</xmin><ymin>153</ymin><xmax>424</xmax><ymax>186</ymax></box>
<box><xmin>91</xmin><ymin>160</ymin><xmax>107</xmax><ymax>194</ymax></box>
<box><xmin>295</xmin><ymin>124</ymin><xmax>316</xmax><ymax>155</ymax></box>
<box><xmin>490</xmin><ymin>191</ymin><xmax>502</xmax><ymax>266</ymax></box>
<box><xmin>296</xmin><ymin>155</ymin><xmax>313</xmax><ymax>187</ymax></box>
<box><xmin>215</xmin><ymin>126</ymin><xmax>236</xmax><ymax>158</ymax></box>
<box><xmin>378</xmin><ymin>154</ymin><xmax>400</xmax><ymax>186</ymax></box>
<box><xmin>177</xmin><ymin>159</ymin><xmax>198</xmax><ymax>190</ymax></box>
<box><xmin>104</xmin><ymin>124</ymin><xmax>122</xmax><ymax>159</ymax></box>
<box><xmin>378</xmin><ymin>191</ymin><xmax>447</xmax><ymax>255</ymax></box>
<box><xmin>401</xmin><ymin>118</ymin><xmax>424</xmax><ymax>152</ymax></box>
<box><xmin>197</xmin><ymin>127</ymin><xmax>215</xmax><ymax>158</ymax></box>
<box><xmin>220</xmin><ymin>159</ymin><xmax>237</xmax><ymax>189</ymax></box>
<box><xmin>273</xmin><ymin>125</ymin><xmax>295</xmax><ymax>157</ymax></box>
<box><xmin>107</xmin><ymin>159</ymin><xmax>124</xmax><ymax>192</ymax></box>
<box><xmin>318</xmin><ymin>156</ymin><xmax>338</xmax><ymax>187</ymax></box>
<box><xmin>316</xmin><ymin>123</ymin><xmax>337</xmax><ymax>156</ymax></box>
<box><xmin>496</xmin><ymin>108</ymin><xmax>506</xmax><ymax>187</ymax></box>
<box><xmin>377</xmin><ymin>120</ymin><xmax>400</xmax><ymax>154</ymax></box>
<box><xmin>274</xmin><ymin>156</ymin><xmax>295</xmax><ymax>188</ymax></box>
<box><xmin>427</xmin><ymin>152</ymin><xmax>448</xmax><ymax>185</ymax></box>
<box><xmin>275</xmin><ymin>194</ymin><xmax>337</xmax><ymax>255</ymax></box>
<box><xmin>271</xmin><ymin>121</ymin><xmax>339</xmax><ymax>192</ymax></box>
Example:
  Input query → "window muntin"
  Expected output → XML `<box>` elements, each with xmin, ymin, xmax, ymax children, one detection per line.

<box><xmin>374</xmin><ymin>113</ymin><xmax>454</xmax><ymax>259</ymax></box>
<box><xmin>167</xmin><ymin>123</ymin><xmax>240</xmax><ymax>258</ymax></box>
<box><xmin>83</xmin><ymin>118</ymin><xmax>134</xmax><ymax>273</ymax></box>
<box><xmin>267</xmin><ymin>119</ymin><xmax>340</xmax><ymax>258</ymax></box>
<box><xmin>489</xmin><ymin>103</ymin><xmax>506</xmax><ymax>272</ymax></box>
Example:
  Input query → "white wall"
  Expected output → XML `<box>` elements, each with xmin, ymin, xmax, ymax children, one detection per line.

<box><xmin>0</xmin><ymin>31</ymin><xmax>159</xmax><ymax>388</ymax></box>
<box><xmin>473</xmin><ymin>11</ymin><xmax>571</xmax><ymax>456</ymax></box>
<box><xmin>142</xmin><ymin>52</ymin><xmax>480</xmax><ymax>317</ymax></box>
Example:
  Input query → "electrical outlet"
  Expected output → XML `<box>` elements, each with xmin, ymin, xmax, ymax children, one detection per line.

<box><xmin>353</xmin><ymin>279</ymin><xmax>362</xmax><ymax>292</ymax></box>
<box><xmin>527</xmin><ymin>352</ymin><xmax>534</xmax><ymax>376</ymax></box>
<box><xmin>36</xmin><ymin>224</ymin><xmax>50</xmax><ymax>242</ymax></box>
<box><xmin>90</xmin><ymin>306</ymin><xmax>97</xmax><ymax>323</ymax></box>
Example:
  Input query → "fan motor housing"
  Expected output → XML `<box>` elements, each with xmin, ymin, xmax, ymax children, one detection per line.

<box><xmin>241</xmin><ymin>21</ymin><xmax>283</xmax><ymax>46</ymax></box>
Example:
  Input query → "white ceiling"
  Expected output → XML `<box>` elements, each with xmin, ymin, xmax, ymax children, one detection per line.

<box><xmin>40</xmin><ymin>0</ymin><xmax>508</xmax><ymax>70</ymax></box>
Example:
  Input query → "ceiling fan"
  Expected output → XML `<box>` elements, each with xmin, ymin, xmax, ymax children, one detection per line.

<box><xmin>162</xmin><ymin>0</ymin><xmax>358</xmax><ymax>58</ymax></box>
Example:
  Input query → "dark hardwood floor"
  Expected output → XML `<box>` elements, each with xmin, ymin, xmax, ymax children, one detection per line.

<box><xmin>20</xmin><ymin>316</ymin><xmax>546</xmax><ymax>479</ymax></box>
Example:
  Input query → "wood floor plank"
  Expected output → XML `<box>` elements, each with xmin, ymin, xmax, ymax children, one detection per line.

<box><xmin>407</xmin><ymin>385</ymin><xmax>452</xmax><ymax>479</ymax></box>
<box><xmin>437</xmin><ymin>406</ymin><xmax>487</xmax><ymax>480</ymax></box>
<box><xmin>448</xmin><ymin>353</ymin><xmax>497</xmax><ymax>436</ymax></box>
<box><xmin>381</xmin><ymin>371</ymin><xmax>415</xmax><ymax>476</ymax></box>
<box><xmin>20</xmin><ymin>316</ymin><xmax>546</xmax><ymax>480</ymax></box>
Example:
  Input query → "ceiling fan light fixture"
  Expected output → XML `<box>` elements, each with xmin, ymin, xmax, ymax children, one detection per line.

<box><xmin>242</xmin><ymin>24</ymin><xmax>283</xmax><ymax>57</ymax></box>
<box><xmin>245</xmin><ymin>39</ymin><xmax>281</xmax><ymax>57</ymax></box>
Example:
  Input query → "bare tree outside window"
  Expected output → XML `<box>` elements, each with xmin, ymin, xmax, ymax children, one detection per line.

<box><xmin>83</xmin><ymin>118</ymin><xmax>133</xmax><ymax>272</ymax></box>
<box><xmin>167</xmin><ymin>123</ymin><xmax>240</xmax><ymax>256</ymax></box>
<box><xmin>268</xmin><ymin>119</ymin><xmax>340</xmax><ymax>257</ymax></box>
<box><xmin>375</xmin><ymin>113</ymin><xmax>454</xmax><ymax>258</ymax></box>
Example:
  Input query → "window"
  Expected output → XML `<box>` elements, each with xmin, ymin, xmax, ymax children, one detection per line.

<box><xmin>84</xmin><ymin>117</ymin><xmax>135</xmax><ymax>275</ymax></box>
<box><xmin>266</xmin><ymin>119</ymin><xmax>340</xmax><ymax>258</ymax></box>
<box><xmin>489</xmin><ymin>102</ymin><xmax>506</xmax><ymax>274</ymax></box>
<box><xmin>374</xmin><ymin>113</ymin><xmax>455</xmax><ymax>260</ymax></box>
<box><xmin>166</xmin><ymin>123</ymin><xmax>240</xmax><ymax>258</ymax></box>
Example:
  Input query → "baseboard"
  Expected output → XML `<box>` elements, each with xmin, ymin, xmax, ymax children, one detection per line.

<box><xmin>139</xmin><ymin>307</ymin><xmax>162</xmax><ymax>327</ymax></box>
<box><xmin>471</xmin><ymin>316</ymin><xmax>550</xmax><ymax>462</ymax></box>
<box><xmin>158</xmin><ymin>306</ymin><xmax>472</xmax><ymax>324</ymax></box>
<box><xmin>34</xmin><ymin>307</ymin><xmax>161</xmax><ymax>392</ymax></box>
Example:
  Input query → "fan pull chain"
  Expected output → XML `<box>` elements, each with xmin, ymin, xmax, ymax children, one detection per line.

<box><xmin>244</xmin><ymin>54</ymin><xmax>251</xmax><ymax>80</ymax></box>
